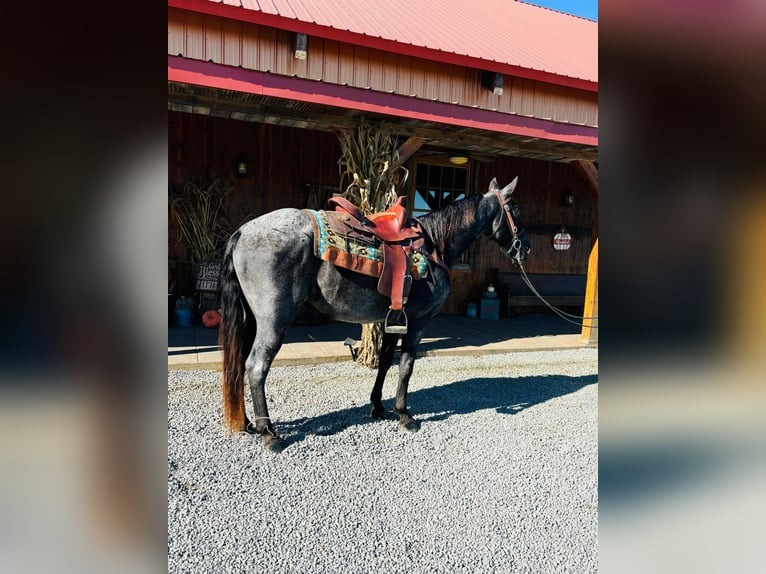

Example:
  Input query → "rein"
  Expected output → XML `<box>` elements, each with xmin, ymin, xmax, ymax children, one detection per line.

<box><xmin>490</xmin><ymin>191</ymin><xmax>597</xmax><ymax>330</ymax></box>
<box><xmin>516</xmin><ymin>260</ymin><xmax>598</xmax><ymax>329</ymax></box>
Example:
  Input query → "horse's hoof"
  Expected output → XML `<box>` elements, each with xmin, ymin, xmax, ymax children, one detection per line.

<box><xmin>370</xmin><ymin>406</ymin><xmax>387</xmax><ymax>419</ymax></box>
<box><xmin>263</xmin><ymin>436</ymin><xmax>287</xmax><ymax>453</ymax></box>
<box><xmin>399</xmin><ymin>419</ymin><xmax>421</xmax><ymax>433</ymax></box>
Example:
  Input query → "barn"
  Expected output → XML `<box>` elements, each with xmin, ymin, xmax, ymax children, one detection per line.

<box><xmin>167</xmin><ymin>0</ymin><xmax>598</xmax><ymax>339</ymax></box>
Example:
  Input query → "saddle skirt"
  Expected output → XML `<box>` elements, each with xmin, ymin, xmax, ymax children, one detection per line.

<box><xmin>304</xmin><ymin>208</ymin><xmax>429</xmax><ymax>281</ymax></box>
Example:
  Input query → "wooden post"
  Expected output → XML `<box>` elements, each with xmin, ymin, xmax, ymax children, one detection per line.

<box><xmin>580</xmin><ymin>239</ymin><xmax>598</xmax><ymax>343</ymax></box>
<box><xmin>571</xmin><ymin>159</ymin><xmax>599</xmax><ymax>249</ymax></box>
<box><xmin>572</xmin><ymin>159</ymin><xmax>598</xmax><ymax>343</ymax></box>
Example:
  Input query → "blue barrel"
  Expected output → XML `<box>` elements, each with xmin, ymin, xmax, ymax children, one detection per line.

<box><xmin>480</xmin><ymin>296</ymin><xmax>500</xmax><ymax>320</ymax></box>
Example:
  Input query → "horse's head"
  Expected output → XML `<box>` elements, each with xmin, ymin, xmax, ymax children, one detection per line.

<box><xmin>485</xmin><ymin>177</ymin><xmax>531</xmax><ymax>263</ymax></box>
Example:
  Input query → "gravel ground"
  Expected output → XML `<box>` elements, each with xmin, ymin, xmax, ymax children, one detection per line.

<box><xmin>168</xmin><ymin>349</ymin><xmax>598</xmax><ymax>573</ymax></box>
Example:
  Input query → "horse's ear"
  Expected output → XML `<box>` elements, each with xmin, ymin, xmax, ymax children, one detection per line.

<box><xmin>488</xmin><ymin>177</ymin><xmax>500</xmax><ymax>192</ymax></box>
<box><xmin>501</xmin><ymin>176</ymin><xmax>519</xmax><ymax>197</ymax></box>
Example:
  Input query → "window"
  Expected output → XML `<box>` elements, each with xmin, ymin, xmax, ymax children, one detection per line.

<box><xmin>410</xmin><ymin>160</ymin><xmax>473</xmax><ymax>268</ymax></box>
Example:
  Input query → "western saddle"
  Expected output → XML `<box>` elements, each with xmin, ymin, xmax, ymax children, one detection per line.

<box><xmin>326</xmin><ymin>195</ymin><xmax>424</xmax><ymax>334</ymax></box>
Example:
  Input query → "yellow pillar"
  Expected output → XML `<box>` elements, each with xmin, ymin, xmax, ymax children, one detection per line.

<box><xmin>580</xmin><ymin>239</ymin><xmax>598</xmax><ymax>343</ymax></box>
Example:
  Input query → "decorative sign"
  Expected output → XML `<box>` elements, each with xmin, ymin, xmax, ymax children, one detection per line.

<box><xmin>553</xmin><ymin>227</ymin><xmax>573</xmax><ymax>251</ymax></box>
<box><xmin>195</xmin><ymin>260</ymin><xmax>222</xmax><ymax>291</ymax></box>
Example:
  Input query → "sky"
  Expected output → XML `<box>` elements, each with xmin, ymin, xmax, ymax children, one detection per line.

<box><xmin>523</xmin><ymin>0</ymin><xmax>598</xmax><ymax>21</ymax></box>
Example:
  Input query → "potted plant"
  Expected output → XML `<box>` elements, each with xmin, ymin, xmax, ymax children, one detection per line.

<box><xmin>170</xmin><ymin>177</ymin><xmax>236</xmax><ymax>266</ymax></box>
<box><xmin>170</xmin><ymin>177</ymin><xmax>243</xmax><ymax>314</ymax></box>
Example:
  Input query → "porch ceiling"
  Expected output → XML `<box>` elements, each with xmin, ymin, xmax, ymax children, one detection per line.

<box><xmin>168</xmin><ymin>81</ymin><xmax>598</xmax><ymax>164</ymax></box>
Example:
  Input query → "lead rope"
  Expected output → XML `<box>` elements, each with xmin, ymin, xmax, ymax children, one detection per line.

<box><xmin>514</xmin><ymin>257</ymin><xmax>598</xmax><ymax>329</ymax></box>
<box><xmin>496</xmin><ymin>191</ymin><xmax>598</xmax><ymax>330</ymax></box>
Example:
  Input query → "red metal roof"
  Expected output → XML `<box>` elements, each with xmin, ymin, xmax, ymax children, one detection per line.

<box><xmin>171</xmin><ymin>0</ymin><xmax>597</xmax><ymax>91</ymax></box>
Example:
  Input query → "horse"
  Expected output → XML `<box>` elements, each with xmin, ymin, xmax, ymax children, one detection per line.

<box><xmin>218</xmin><ymin>177</ymin><xmax>531</xmax><ymax>452</ymax></box>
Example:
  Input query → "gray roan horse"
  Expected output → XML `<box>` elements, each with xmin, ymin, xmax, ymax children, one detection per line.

<box><xmin>219</xmin><ymin>177</ymin><xmax>530</xmax><ymax>451</ymax></box>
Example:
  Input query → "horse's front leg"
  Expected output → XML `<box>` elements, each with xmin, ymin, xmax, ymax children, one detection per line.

<box><xmin>394</xmin><ymin>327</ymin><xmax>425</xmax><ymax>432</ymax></box>
<box><xmin>369</xmin><ymin>333</ymin><xmax>399</xmax><ymax>419</ymax></box>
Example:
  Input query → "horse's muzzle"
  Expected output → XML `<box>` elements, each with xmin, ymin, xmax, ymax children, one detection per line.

<box><xmin>522</xmin><ymin>244</ymin><xmax>532</xmax><ymax>259</ymax></box>
<box><xmin>508</xmin><ymin>236</ymin><xmax>531</xmax><ymax>262</ymax></box>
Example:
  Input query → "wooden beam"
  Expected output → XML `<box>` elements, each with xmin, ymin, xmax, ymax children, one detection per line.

<box><xmin>394</xmin><ymin>137</ymin><xmax>426</xmax><ymax>166</ymax></box>
<box><xmin>168</xmin><ymin>85</ymin><xmax>599</xmax><ymax>162</ymax></box>
<box><xmin>392</xmin><ymin>124</ymin><xmax>597</xmax><ymax>162</ymax></box>
<box><xmin>570</xmin><ymin>158</ymin><xmax>598</xmax><ymax>248</ymax></box>
<box><xmin>580</xmin><ymin>238</ymin><xmax>598</xmax><ymax>344</ymax></box>
<box><xmin>571</xmin><ymin>159</ymin><xmax>598</xmax><ymax>194</ymax></box>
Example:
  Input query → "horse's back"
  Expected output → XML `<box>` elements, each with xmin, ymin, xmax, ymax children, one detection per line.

<box><xmin>234</xmin><ymin>208</ymin><xmax>313</xmax><ymax>257</ymax></box>
<box><xmin>230</xmin><ymin>207</ymin><xmax>448</xmax><ymax>324</ymax></box>
<box><xmin>231</xmin><ymin>208</ymin><xmax>318</xmax><ymax>295</ymax></box>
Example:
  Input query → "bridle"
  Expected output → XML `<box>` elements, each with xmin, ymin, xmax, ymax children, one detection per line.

<box><xmin>491</xmin><ymin>190</ymin><xmax>523</xmax><ymax>262</ymax></box>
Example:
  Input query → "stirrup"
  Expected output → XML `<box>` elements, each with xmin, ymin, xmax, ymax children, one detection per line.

<box><xmin>384</xmin><ymin>307</ymin><xmax>408</xmax><ymax>334</ymax></box>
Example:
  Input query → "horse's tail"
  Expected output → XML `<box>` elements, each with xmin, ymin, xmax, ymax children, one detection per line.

<box><xmin>218</xmin><ymin>230</ymin><xmax>255</xmax><ymax>434</ymax></box>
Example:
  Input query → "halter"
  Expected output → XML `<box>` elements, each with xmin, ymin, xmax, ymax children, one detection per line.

<box><xmin>491</xmin><ymin>190</ymin><xmax>523</xmax><ymax>261</ymax></box>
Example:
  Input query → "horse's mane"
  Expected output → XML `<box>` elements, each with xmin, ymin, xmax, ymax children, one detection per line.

<box><xmin>417</xmin><ymin>193</ymin><xmax>482</xmax><ymax>256</ymax></box>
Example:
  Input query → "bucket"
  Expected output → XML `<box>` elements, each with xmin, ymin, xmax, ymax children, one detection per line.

<box><xmin>480</xmin><ymin>297</ymin><xmax>500</xmax><ymax>320</ymax></box>
<box><xmin>175</xmin><ymin>308</ymin><xmax>194</xmax><ymax>327</ymax></box>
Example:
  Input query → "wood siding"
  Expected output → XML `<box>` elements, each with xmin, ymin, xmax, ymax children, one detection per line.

<box><xmin>413</xmin><ymin>155</ymin><xmax>597</xmax><ymax>314</ymax></box>
<box><xmin>169</xmin><ymin>112</ymin><xmax>597</xmax><ymax>315</ymax></box>
<box><xmin>168</xmin><ymin>8</ymin><xmax>598</xmax><ymax>128</ymax></box>
<box><xmin>168</xmin><ymin>110</ymin><xmax>342</xmax><ymax>294</ymax></box>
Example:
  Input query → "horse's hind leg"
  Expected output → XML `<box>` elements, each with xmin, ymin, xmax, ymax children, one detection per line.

<box><xmin>370</xmin><ymin>333</ymin><xmax>399</xmax><ymax>419</ymax></box>
<box><xmin>231</xmin><ymin>208</ymin><xmax>317</xmax><ymax>451</ymax></box>
<box><xmin>244</xmin><ymin>315</ymin><xmax>293</xmax><ymax>452</ymax></box>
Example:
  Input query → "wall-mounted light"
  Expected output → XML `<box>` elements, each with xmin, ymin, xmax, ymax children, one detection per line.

<box><xmin>293</xmin><ymin>33</ymin><xmax>308</xmax><ymax>59</ymax></box>
<box><xmin>236</xmin><ymin>154</ymin><xmax>248</xmax><ymax>178</ymax></box>
<box><xmin>481</xmin><ymin>71</ymin><xmax>504</xmax><ymax>96</ymax></box>
<box><xmin>563</xmin><ymin>192</ymin><xmax>575</xmax><ymax>207</ymax></box>
<box><xmin>449</xmin><ymin>155</ymin><xmax>469</xmax><ymax>165</ymax></box>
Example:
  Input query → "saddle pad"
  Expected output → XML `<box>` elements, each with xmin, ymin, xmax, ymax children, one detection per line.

<box><xmin>305</xmin><ymin>209</ymin><xmax>428</xmax><ymax>280</ymax></box>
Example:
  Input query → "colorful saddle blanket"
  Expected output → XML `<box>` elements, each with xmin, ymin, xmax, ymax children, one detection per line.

<box><xmin>304</xmin><ymin>209</ymin><xmax>429</xmax><ymax>280</ymax></box>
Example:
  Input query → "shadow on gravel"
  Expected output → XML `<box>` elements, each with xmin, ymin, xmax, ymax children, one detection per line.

<box><xmin>276</xmin><ymin>373</ymin><xmax>598</xmax><ymax>447</ymax></box>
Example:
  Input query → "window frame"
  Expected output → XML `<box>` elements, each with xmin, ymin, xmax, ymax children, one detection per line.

<box><xmin>407</xmin><ymin>157</ymin><xmax>474</xmax><ymax>269</ymax></box>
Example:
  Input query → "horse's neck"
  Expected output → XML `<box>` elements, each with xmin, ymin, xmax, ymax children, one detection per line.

<box><xmin>422</xmin><ymin>196</ymin><xmax>495</xmax><ymax>268</ymax></box>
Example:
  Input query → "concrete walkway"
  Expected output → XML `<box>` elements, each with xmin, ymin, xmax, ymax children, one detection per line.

<box><xmin>169</xmin><ymin>312</ymin><xmax>596</xmax><ymax>371</ymax></box>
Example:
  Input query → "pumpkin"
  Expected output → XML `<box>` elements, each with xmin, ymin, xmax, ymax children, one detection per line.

<box><xmin>201</xmin><ymin>309</ymin><xmax>221</xmax><ymax>328</ymax></box>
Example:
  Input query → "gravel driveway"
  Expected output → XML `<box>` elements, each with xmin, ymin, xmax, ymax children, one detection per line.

<box><xmin>168</xmin><ymin>349</ymin><xmax>598</xmax><ymax>573</ymax></box>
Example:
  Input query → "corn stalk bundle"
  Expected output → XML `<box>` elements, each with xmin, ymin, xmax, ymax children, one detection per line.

<box><xmin>336</xmin><ymin>121</ymin><xmax>408</xmax><ymax>368</ymax></box>
<box><xmin>170</xmin><ymin>178</ymin><xmax>236</xmax><ymax>266</ymax></box>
